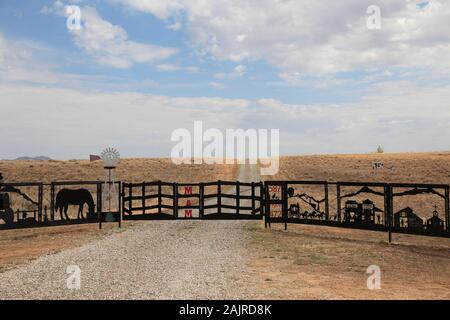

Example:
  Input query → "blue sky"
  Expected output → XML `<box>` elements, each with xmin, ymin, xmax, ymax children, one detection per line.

<box><xmin>1</xmin><ymin>0</ymin><xmax>450</xmax><ymax>159</ymax></box>
<box><xmin>0</xmin><ymin>0</ymin><xmax>361</xmax><ymax>104</ymax></box>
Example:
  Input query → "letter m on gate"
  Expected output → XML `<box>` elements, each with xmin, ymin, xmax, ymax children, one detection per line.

<box><xmin>184</xmin><ymin>186</ymin><xmax>193</xmax><ymax>195</ymax></box>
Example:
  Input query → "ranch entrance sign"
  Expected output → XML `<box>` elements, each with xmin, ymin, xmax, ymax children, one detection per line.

<box><xmin>0</xmin><ymin>173</ymin><xmax>449</xmax><ymax>239</ymax></box>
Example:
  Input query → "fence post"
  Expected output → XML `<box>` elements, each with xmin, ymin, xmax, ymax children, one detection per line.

<box><xmin>260</xmin><ymin>183</ymin><xmax>264</xmax><ymax>217</ymax></box>
<box><xmin>142</xmin><ymin>183</ymin><xmax>145</xmax><ymax>215</ymax></box>
<box><xmin>236</xmin><ymin>181</ymin><xmax>240</xmax><ymax>216</ymax></box>
<box><xmin>251</xmin><ymin>182</ymin><xmax>255</xmax><ymax>215</ymax></box>
<box><xmin>173</xmin><ymin>183</ymin><xmax>178</xmax><ymax>218</ymax></box>
<box><xmin>97</xmin><ymin>182</ymin><xmax>102</xmax><ymax>230</ymax></box>
<box><xmin>118</xmin><ymin>181</ymin><xmax>122</xmax><ymax>228</ymax></box>
<box><xmin>324</xmin><ymin>182</ymin><xmax>329</xmax><ymax>220</ymax></box>
<box><xmin>50</xmin><ymin>183</ymin><xmax>55</xmax><ymax>221</ymax></box>
<box><xmin>445</xmin><ymin>186</ymin><xmax>449</xmax><ymax>233</ymax></box>
<box><xmin>199</xmin><ymin>183</ymin><xmax>204</xmax><ymax>219</ymax></box>
<box><xmin>158</xmin><ymin>181</ymin><xmax>162</xmax><ymax>215</ymax></box>
<box><xmin>283</xmin><ymin>182</ymin><xmax>288</xmax><ymax>231</ymax></box>
<box><xmin>38</xmin><ymin>183</ymin><xmax>43</xmax><ymax>223</ymax></box>
<box><xmin>218</xmin><ymin>180</ymin><xmax>222</xmax><ymax>215</ymax></box>
<box><xmin>128</xmin><ymin>184</ymin><xmax>132</xmax><ymax>215</ymax></box>
<box><xmin>337</xmin><ymin>183</ymin><xmax>341</xmax><ymax>222</ymax></box>
<box><xmin>264</xmin><ymin>183</ymin><xmax>270</xmax><ymax>228</ymax></box>
<box><xmin>386</xmin><ymin>185</ymin><xmax>393</xmax><ymax>243</ymax></box>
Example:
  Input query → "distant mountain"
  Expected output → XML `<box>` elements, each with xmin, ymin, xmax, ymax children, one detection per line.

<box><xmin>15</xmin><ymin>156</ymin><xmax>52</xmax><ymax>161</ymax></box>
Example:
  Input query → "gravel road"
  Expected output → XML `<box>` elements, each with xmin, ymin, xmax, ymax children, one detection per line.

<box><xmin>0</xmin><ymin>165</ymin><xmax>261</xmax><ymax>299</ymax></box>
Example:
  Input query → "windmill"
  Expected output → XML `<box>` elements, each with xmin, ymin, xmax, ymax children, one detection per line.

<box><xmin>101</xmin><ymin>148</ymin><xmax>121</xmax><ymax>228</ymax></box>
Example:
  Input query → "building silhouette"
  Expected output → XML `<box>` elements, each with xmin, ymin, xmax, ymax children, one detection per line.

<box><xmin>344</xmin><ymin>199</ymin><xmax>382</xmax><ymax>225</ymax></box>
<box><xmin>394</xmin><ymin>207</ymin><xmax>423</xmax><ymax>231</ymax></box>
<box><xmin>426</xmin><ymin>206</ymin><xmax>444</xmax><ymax>233</ymax></box>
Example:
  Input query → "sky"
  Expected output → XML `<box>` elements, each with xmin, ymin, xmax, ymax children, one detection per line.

<box><xmin>1</xmin><ymin>0</ymin><xmax>450</xmax><ymax>159</ymax></box>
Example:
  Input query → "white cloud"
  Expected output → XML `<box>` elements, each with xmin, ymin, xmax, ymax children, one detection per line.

<box><xmin>70</xmin><ymin>6</ymin><xmax>177</xmax><ymax>68</ymax></box>
<box><xmin>115</xmin><ymin>0</ymin><xmax>450</xmax><ymax>78</ymax></box>
<box><xmin>112</xmin><ymin>0</ymin><xmax>185</xmax><ymax>19</ymax></box>
<box><xmin>2</xmin><ymin>80</ymin><xmax>450</xmax><ymax>158</ymax></box>
<box><xmin>0</xmin><ymin>32</ymin><xmax>64</xmax><ymax>84</ymax></box>
<box><xmin>0</xmin><ymin>32</ymin><xmax>168</xmax><ymax>92</ymax></box>
<box><xmin>214</xmin><ymin>64</ymin><xmax>246</xmax><ymax>79</ymax></box>
<box><xmin>156</xmin><ymin>64</ymin><xmax>198</xmax><ymax>72</ymax></box>
<box><xmin>0</xmin><ymin>84</ymin><xmax>247</xmax><ymax>158</ymax></box>
<box><xmin>41</xmin><ymin>2</ymin><xmax>178</xmax><ymax>68</ymax></box>
<box><xmin>167</xmin><ymin>21</ymin><xmax>182</xmax><ymax>31</ymax></box>
<box><xmin>210</xmin><ymin>81</ymin><xmax>225</xmax><ymax>89</ymax></box>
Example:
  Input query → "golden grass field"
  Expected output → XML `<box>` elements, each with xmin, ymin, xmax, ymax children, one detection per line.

<box><xmin>266</xmin><ymin>152</ymin><xmax>450</xmax><ymax>184</ymax></box>
<box><xmin>0</xmin><ymin>158</ymin><xmax>237</xmax><ymax>183</ymax></box>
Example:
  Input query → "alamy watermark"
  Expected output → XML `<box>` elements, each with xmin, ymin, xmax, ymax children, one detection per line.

<box><xmin>366</xmin><ymin>5</ymin><xmax>381</xmax><ymax>30</ymax></box>
<box><xmin>66</xmin><ymin>265</ymin><xmax>81</xmax><ymax>290</ymax></box>
<box><xmin>366</xmin><ymin>265</ymin><xmax>381</xmax><ymax>290</ymax></box>
<box><xmin>65</xmin><ymin>5</ymin><xmax>82</xmax><ymax>31</ymax></box>
<box><xmin>171</xmin><ymin>121</ymin><xmax>279</xmax><ymax>175</ymax></box>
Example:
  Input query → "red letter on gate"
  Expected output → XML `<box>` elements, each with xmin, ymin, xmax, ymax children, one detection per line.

<box><xmin>184</xmin><ymin>199</ymin><xmax>192</xmax><ymax>217</ymax></box>
<box><xmin>184</xmin><ymin>186</ymin><xmax>193</xmax><ymax>195</ymax></box>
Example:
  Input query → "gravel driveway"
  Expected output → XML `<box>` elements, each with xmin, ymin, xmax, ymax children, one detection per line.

<box><xmin>0</xmin><ymin>220</ymin><xmax>256</xmax><ymax>299</ymax></box>
<box><xmin>0</xmin><ymin>165</ymin><xmax>261</xmax><ymax>300</ymax></box>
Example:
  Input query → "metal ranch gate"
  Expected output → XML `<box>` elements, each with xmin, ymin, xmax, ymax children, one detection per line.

<box><xmin>1</xmin><ymin>177</ymin><xmax>450</xmax><ymax>239</ymax></box>
<box><xmin>122</xmin><ymin>181</ymin><xmax>264</xmax><ymax>220</ymax></box>
<box><xmin>264</xmin><ymin>180</ymin><xmax>450</xmax><ymax>238</ymax></box>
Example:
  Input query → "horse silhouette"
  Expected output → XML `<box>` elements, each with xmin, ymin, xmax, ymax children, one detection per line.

<box><xmin>55</xmin><ymin>189</ymin><xmax>95</xmax><ymax>220</ymax></box>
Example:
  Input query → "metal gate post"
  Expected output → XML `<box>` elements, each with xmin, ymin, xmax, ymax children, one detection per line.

<box><xmin>260</xmin><ymin>182</ymin><xmax>264</xmax><ymax>216</ymax></box>
<box><xmin>236</xmin><ymin>181</ymin><xmax>240</xmax><ymax>216</ymax></box>
<box><xmin>324</xmin><ymin>182</ymin><xmax>329</xmax><ymax>220</ymax></box>
<box><xmin>283</xmin><ymin>182</ymin><xmax>288</xmax><ymax>231</ymax></box>
<box><xmin>50</xmin><ymin>183</ymin><xmax>55</xmax><ymax>221</ymax></box>
<box><xmin>38</xmin><ymin>183</ymin><xmax>43</xmax><ymax>223</ymax></box>
<box><xmin>118</xmin><ymin>181</ymin><xmax>122</xmax><ymax>228</ymax></box>
<box><xmin>218</xmin><ymin>180</ymin><xmax>222</xmax><ymax>215</ymax></box>
<box><xmin>128</xmin><ymin>184</ymin><xmax>132</xmax><ymax>214</ymax></box>
<box><xmin>158</xmin><ymin>181</ymin><xmax>162</xmax><ymax>215</ymax></box>
<box><xmin>264</xmin><ymin>182</ymin><xmax>269</xmax><ymax>228</ymax></box>
<box><xmin>445</xmin><ymin>186</ymin><xmax>449</xmax><ymax>233</ymax></box>
<box><xmin>337</xmin><ymin>183</ymin><xmax>341</xmax><ymax>222</ymax></box>
<box><xmin>385</xmin><ymin>185</ymin><xmax>393</xmax><ymax>243</ymax></box>
<box><xmin>199</xmin><ymin>183</ymin><xmax>204</xmax><ymax>219</ymax></box>
<box><xmin>97</xmin><ymin>182</ymin><xmax>102</xmax><ymax>229</ymax></box>
<box><xmin>142</xmin><ymin>183</ymin><xmax>145</xmax><ymax>215</ymax></box>
<box><xmin>251</xmin><ymin>182</ymin><xmax>255</xmax><ymax>215</ymax></box>
<box><xmin>173</xmin><ymin>183</ymin><xmax>178</xmax><ymax>218</ymax></box>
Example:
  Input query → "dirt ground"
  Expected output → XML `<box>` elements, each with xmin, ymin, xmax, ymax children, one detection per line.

<box><xmin>242</xmin><ymin>222</ymin><xmax>450</xmax><ymax>300</ymax></box>
<box><xmin>0</xmin><ymin>222</ymin><xmax>139</xmax><ymax>272</ymax></box>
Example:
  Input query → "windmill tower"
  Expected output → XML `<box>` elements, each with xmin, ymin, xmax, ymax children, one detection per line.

<box><xmin>101</xmin><ymin>148</ymin><xmax>120</xmax><ymax>228</ymax></box>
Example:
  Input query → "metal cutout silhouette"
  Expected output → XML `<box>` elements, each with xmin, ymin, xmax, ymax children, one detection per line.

<box><xmin>0</xmin><ymin>177</ymin><xmax>449</xmax><ymax>240</ymax></box>
<box><xmin>0</xmin><ymin>192</ymin><xmax>14</xmax><ymax>225</ymax></box>
<box><xmin>0</xmin><ymin>183</ymin><xmax>41</xmax><ymax>226</ymax></box>
<box><xmin>287</xmin><ymin>186</ymin><xmax>327</xmax><ymax>220</ymax></box>
<box><xmin>55</xmin><ymin>189</ymin><xmax>95</xmax><ymax>220</ymax></box>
